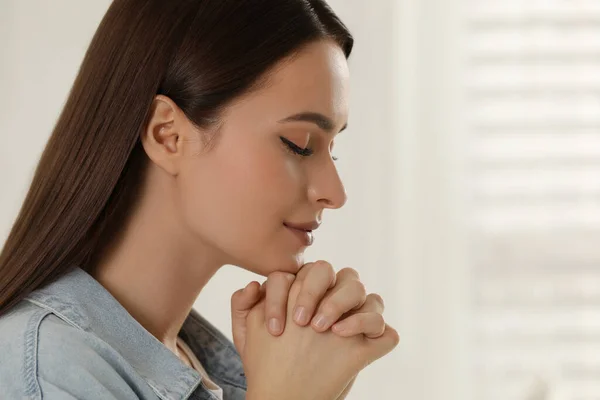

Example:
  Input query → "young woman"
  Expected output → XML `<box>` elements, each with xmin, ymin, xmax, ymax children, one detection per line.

<box><xmin>0</xmin><ymin>1</ymin><xmax>399</xmax><ymax>399</ymax></box>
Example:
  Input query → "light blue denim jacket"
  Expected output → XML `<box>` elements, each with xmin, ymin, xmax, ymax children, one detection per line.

<box><xmin>0</xmin><ymin>266</ymin><xmax>247</xmax><ymax>399</ymax></box>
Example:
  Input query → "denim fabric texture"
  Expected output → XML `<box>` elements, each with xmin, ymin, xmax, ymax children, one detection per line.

<box><xmin>0</xmin><ymin>266</ymin><xmax>247</xmax><ymax>400</ymax></box>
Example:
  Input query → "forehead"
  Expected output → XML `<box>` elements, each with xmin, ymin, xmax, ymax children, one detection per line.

<box><xmin>225</xmin><ymin>40</ymin><xmax>350</xmax><ymax>130</ymax></box>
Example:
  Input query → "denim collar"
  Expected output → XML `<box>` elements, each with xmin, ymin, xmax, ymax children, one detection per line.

<box><xmin>24</xmin><ymin>265</ymin><xmax>246</xmax><ymax>400</ymax></box>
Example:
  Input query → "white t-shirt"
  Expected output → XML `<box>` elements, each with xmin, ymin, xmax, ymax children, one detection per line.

<box><xmin>177</xmin><ymin>336</ymin><xmax>224</xmax><ymax>400</ymax></box>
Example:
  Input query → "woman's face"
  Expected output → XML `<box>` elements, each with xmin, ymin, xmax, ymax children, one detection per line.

<box><xmin>177</xmin><ymin>40</ymin><xmax>349</xmax><ymax>276</ymax></box>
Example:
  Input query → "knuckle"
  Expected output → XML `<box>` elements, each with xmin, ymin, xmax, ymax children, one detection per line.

<box><xmin>391</xmin><ymin>328</ymin><xmax>401</xmax><ymax>346</ymax></box>
<box><xmin>320</xmin><ymin>299</ymin><xmax>343</xmax><ymax>317</ymax></box>
<box><xmin>314</xmin><ymin>260</ymin><xmax>335</xmax><ymax>276</ymax></box>
<box><xmin>369</xmin><ymin>293</ymin><xmax>385</xmax><ymax>308</ymax></box>
<box><xmin>269</xmin><ymin>271</ymin><xmax>294</xmax><ymax>282</ymax></box>
<box><xmin>231</xmin><ymin>288</ymin><xmax>243</xmax><ymax>301</ymax></box>
<box><xmin>327</xmin><ymin>268</ymin><xmax>337</xmax><ymax>283</ymax></box>
<box><xmin>338</xmin><ymin>267</ymin><xmax>360</xmax><ymax>280</ymax></box>
<box><xmin>303</xmin><ymin>287</ymin><xmax>321</xmax><ymax>302</ymax></box>
<box><xmin>314</xmin><ymin>260</ymin><xmax>332</xmax><ymax>268</ymax></box>
<box><xmin>297</xmin><ymin>287</ymin><xmax>320</xmax><ymax>306</ymax></box>
<box><xmin>375</xmin><ymin>313</ymin><xmax>386</xmax><ymax>327</ymax></box>
<box><xmin>353</xmin><ymin>280</ymin><xmax>367</xmax><ymax>297</ymax></box>
<box><xmin>295</xmin><ymin>262</ymin><xmax>314</xmax><ymax>280</ymax></box>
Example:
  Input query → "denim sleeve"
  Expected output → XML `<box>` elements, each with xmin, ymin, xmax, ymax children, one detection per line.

<box><xmin>36</xmin><ymin>315</ymin><xmax>141</xmax><ymax>400</ymax></box>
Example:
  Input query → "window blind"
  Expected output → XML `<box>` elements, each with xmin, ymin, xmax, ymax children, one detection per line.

<box><xmin>466</xmin><ymin>1</ymin><xmax>600</xmax><ymax>399</ymax></box>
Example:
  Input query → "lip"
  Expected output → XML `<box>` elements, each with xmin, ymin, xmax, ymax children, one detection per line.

<box><xmin>284</xmin><ymin>220</ymin><xmax>321</xmax><ymax>231</ymax></box>
<box><xmin>284</xmin><ymin>224</ymin><xmax>315</xmax><ymax>246</ymax></box>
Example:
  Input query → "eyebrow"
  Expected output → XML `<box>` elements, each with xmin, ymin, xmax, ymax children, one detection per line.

<box><xmin>278</xmin><ymin>112</ymin><xmax>348</xmax><ymax>134</ymax></box>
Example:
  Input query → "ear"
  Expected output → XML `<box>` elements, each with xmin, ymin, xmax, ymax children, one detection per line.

<box><xmin>140</xmin><ymin>95</ymin><xmax>199</xmax><ymax>176</ymax></box>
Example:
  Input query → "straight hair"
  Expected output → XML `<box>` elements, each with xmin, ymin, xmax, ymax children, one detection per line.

<box><xmin>0</xmin><ymin>0</ymin><xmax>353</xmax><ymax>316</ymax></box>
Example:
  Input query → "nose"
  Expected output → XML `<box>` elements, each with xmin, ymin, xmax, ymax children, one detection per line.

<box><xmin>307</xmin><ymin>158</ymin><xmax>347</xmax><ymax>210</ymax></box>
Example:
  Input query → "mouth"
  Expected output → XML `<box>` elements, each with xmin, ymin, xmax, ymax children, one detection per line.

<box><xmin>283</xmin><ymin>223</ymin><xmax>314</xmax><ymax>246</ymax></box>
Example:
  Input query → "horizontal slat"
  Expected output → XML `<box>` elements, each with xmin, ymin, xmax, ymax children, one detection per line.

<box><xmin>469</xmin><ymin>231</ymin><xmax>600</xmax><ymax>271</ymax></box>
<box><xmin>471</xmin><ymin>100</ymin><xmax>600</xmax><ymax>124</ymax></box>
<box><xmin>470</xmin><ymin>64</ymin><xmax>600</xmax><ymax>87</ymax></box>
<box><xmin>474</xmin><ymin>276</ymin><xmax>600</xmax><ymax>309</ymax></box>
<box><xmin>470</xmin><ymin>133</ymin><xmax>600</xmax><ymax>159</ymax></box>
<box><xmin>468</xmin><ymin>29</ymin><xmax>600</xmax><ymax>55</ymax></box>
<box><xmin>473</xmin><ymin>170</ymin><xmax>600</xmax><ymax>195</ymax></box>
<box><xmin>468</xmin><ymin>86</ymin><xmax>600</xmax><ymax>101</ymax></box>
<box><xmin>471</xmin><ymin>121</ymin><xmax>600</xmax><ymax>134</ymax></box>
<box><xmin>471</xmin><ymin>52</ymin><xmax>600</xmax><ymax>66</ymax></box>
<box><xmin>469</xmin><ymin>16</ymin><xmax>600</xmax><ymax>30</ymax></box>
<box><xmin>472</xmin><ymin>159</ymin><xmax>600</xmax><ymax>171</ymax></box>
<box><xmin>468</xmin><ymin>2</ymin><xmax>600</xmax><ymax>20</ymax></box>
<box><xmin>476</xmin><ymin>330</ymin><xmax>600</xmax><ymax>345</ymax></box>
<box><xmin>472</xmin><ymin>196</ymin><xmax>600</xmax><ymax>210</ymax></box>
<box><xmin>476</xmin><ymin>309</ymin><xmax>600</xmax><ymax>334</ymax></box>
<box><xmin>473</xmin><ymin>205</ymin><xmax>600</xmax><ymax>230</ymax></box>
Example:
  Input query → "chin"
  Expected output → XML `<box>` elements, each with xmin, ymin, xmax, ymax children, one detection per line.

<box><xmin>233</xmin><ymin>252</ymin><xmax>305</xmax><ymax>277</ymax></box>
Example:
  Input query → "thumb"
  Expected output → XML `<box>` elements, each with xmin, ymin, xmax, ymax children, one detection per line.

<box><xmin>231</xmin><ymin>281</ymin><xmax>262</xmax><ymax>355</ymax></box>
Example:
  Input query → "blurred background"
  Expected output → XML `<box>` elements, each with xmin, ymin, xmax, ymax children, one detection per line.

<box><xmin>1</xmin><ymin>1</ymin><xmax>598</xmax><ymax>399</ymax></box>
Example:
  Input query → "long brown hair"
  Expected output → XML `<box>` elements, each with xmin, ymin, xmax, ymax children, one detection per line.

<box><xmin>0</xmin><ymin>0</ymin><xmax>353</xmax><ymax>317</ymax></box>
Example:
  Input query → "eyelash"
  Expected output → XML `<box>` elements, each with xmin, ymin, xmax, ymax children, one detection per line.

<box><xmin>280</xmin><ymin>137</ymin><xmax>339</xmax><ymax>161</ymax></box>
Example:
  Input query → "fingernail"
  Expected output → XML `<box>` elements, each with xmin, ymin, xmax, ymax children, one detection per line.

<box><xmin>313</xmin><ymin>314</ymin><xmax>329</xmax><ymax>330</ymax></box>
<box><xmin>332</xmin><ymin>323</ymin><xmax>348</xmax><ymax>333</ymax></box>
<box><xmin>269</xmin><ymin>318</ymin><xmax>282</xmax><ymax>334</ymax></box>
<box><xmin>294</xmin><ymin>306</ymin><xmax>307</xmax><ymax>325</ymax></box>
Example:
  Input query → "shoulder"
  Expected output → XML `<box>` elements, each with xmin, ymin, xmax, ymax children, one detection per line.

<box><xmin>0</xmin><ymin>300</ymin><xmax>140</xmax><ymax>399</ymax></box>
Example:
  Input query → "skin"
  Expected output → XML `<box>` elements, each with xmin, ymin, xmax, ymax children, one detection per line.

<box><xmin>90</xmin><ymin>39</ymin><xmax>391</xmax><ymax>397</ymax></box>
<box><xmin>231</xmin><ymin>261</ymin><xmax>388</xmax><ymax>400</ymax></box>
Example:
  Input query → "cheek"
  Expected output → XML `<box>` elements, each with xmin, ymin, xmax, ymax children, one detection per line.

<box><xmin>176</xmin><ymin>142</ymin><xmax>304</xmax><ymax>268</ymax></box>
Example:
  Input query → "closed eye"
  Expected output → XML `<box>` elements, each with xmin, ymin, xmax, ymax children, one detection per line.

<box><xmin>279</xmin><ymin>136</ymin><xmax>339</xmax><ymax>161</ymax></box>
<box><xmin>280</xmin><ymin>136</ymin><xmax>313</xmax><ymax>157</ymax></box>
